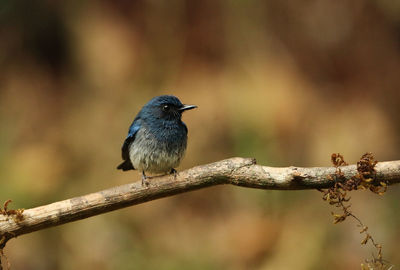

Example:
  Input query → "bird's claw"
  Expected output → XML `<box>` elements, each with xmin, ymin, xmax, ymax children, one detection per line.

<box><xmin>141</xmin><ymin>178</ymin><xmax>149</xmax><ymax>187</ymax></box>
<box><xmin>170</xmin><ymin>168</ymin><xmax>178</xmax><ymax>179</ymax></box>
<box><xmin>141</xmin><ymin>171</ymin><xmax>149</xmax><ymax>187</ymax></box>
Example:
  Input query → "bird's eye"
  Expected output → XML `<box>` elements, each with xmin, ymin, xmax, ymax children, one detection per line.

<box><xmin>162</xmin><ymin>105</ymin><xmax>170</xmax><ymax>112</ymax></box>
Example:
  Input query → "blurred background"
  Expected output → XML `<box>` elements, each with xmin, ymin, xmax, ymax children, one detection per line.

<box><xmin>1</xmin><ymin>0</ymin><xmax>400</xmax><ymax>269</ymax></box>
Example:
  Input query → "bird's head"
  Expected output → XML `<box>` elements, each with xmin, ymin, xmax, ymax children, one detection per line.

<box><xmin>143</xmin><ymin>95</ymin><xmax>197</xmax><ymax>121</ymax></box>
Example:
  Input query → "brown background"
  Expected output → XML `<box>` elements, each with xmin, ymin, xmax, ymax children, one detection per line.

<box><xmin>1</xmin><ymin>1</ymin><xmax>400</xmax><ymax>269</ymax></box>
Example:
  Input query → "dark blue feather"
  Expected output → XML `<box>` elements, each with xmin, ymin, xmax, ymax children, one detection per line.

<box><xmin>117</xmin><ymin>118</ymin><xmax>140</xmax><ymax>171</ymax></box>
<box><xmin>122</xmin><ymin>120</ymin><xmax>141</xmax><ymax>160</ymax></box>
<box><xmin>117</xmin><ymin>95</ymin><xmax>196</xmax><ymax>176</ymax></box>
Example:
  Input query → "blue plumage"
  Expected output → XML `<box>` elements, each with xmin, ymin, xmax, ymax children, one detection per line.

<box><xmin>117</xmin><ymin>95</ymin><xmax>197</xmax><ymax>185</ymax></box>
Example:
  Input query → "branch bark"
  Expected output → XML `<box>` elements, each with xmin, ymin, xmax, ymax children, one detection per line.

<box><xmin>1</xmin><ymin>157</ymin><xmax>400</xmax><ymax>249</ymax></box>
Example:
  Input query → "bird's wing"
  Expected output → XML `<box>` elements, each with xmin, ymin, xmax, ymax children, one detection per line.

<box><xmin>182</xmin><ymin>121</ymin><xmax>188</xmax><ymax>134</ymax></box>
<box><xmin>121</xmin><ymin>120</ymin><xmax>141</xmax><ymax>160</ymax></box>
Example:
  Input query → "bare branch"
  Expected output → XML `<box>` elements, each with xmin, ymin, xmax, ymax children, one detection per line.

<box><xmin>1</xmin><ymin>157</ymin><xmax>400</xmax><ymax>248</ymax></box>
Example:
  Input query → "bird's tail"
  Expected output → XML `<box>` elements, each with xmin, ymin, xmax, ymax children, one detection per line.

<box><xmin>117</xmin><ymin>160</ymin><xmax>134</xmax><ymax>171</ymax></box>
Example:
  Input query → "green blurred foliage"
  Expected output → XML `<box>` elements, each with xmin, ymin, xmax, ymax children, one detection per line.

<box><xmin>1</xmin><ymin>0</ymin><xmax>400</xmax><ymax>269</ymax></box>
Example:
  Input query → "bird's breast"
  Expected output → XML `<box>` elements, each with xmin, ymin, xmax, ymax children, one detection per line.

<box><xmin>129</xmin><ymin>124</ymin><xmax>188</xmax><ymax>174</ymax></box>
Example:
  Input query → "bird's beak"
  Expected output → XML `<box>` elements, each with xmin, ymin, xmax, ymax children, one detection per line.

<box><xmin>179</xmin><ymin>104</ymin><xmax>197</xmax><ymax>111</ymax></box>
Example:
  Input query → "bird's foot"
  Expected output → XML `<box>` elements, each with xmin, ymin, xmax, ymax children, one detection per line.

<box><xmin>169</xmin><ymin>168</ymin><xmax>178</xmax><ymax>179</ymax></box>
<box><xmin>141</xmin><ymin>171</ymin><xmax>149</xmax><ymax>187</ymax></box>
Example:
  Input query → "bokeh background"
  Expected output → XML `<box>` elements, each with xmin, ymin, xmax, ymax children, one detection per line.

<box><xmin>1</xmin><ymin>1</ymin><xmax>400</xmax><ymax>269</ymax></box>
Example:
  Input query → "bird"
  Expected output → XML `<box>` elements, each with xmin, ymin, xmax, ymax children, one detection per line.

<box><xmin>117</xmin><ymin>95</ymin><xmax>197</xmax><ymax>186</ymax></box>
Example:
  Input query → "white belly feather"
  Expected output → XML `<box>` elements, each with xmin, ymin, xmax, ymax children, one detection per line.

<box><xmin>129</xmin><ymin>127</ymin><xmax>186</xmax><ymax>174</ymax></box>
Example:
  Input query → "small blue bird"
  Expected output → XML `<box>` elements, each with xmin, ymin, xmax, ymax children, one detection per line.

<box><xmin>117</xmin><ymin>95</ymin><xmax>197</xmax><ymax>185</ymax></box>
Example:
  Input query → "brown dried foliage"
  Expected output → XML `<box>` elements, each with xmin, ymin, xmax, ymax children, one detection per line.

<box><xmin>0</xmin><ymin>200</ymin><xmax>22</xmax><ymax>270</ymax></box>
<box><xmin>320</xmin><ymin>153</ymin><xmax>393</xmax><ymax>270</ymax></box>
<box><xmin>0</xmin><ymin>200</ymin><xmax>24</xmax><ymax>223</ymax></box>
<box><xmin>0</xmin><ymin>200</ymin><xmax>24</xmax><ymax>269</ymax></box>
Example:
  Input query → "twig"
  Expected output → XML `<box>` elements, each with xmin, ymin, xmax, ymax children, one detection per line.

<box><xmin>1</xmin><ymin>157</ymin><xmax>400</xmax><ymax>249</ymax></box>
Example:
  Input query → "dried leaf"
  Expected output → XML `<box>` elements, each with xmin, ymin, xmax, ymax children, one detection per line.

<box><xmin>361</xmin><ymin>234</ymin><xmax>371</xmax><ymax>245</ymax></box>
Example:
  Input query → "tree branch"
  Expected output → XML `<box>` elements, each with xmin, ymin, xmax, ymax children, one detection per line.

<box><xmin>1</xmin><ymin>157</ymin><xmax>400</xmax><ymax>249</ymax></box>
